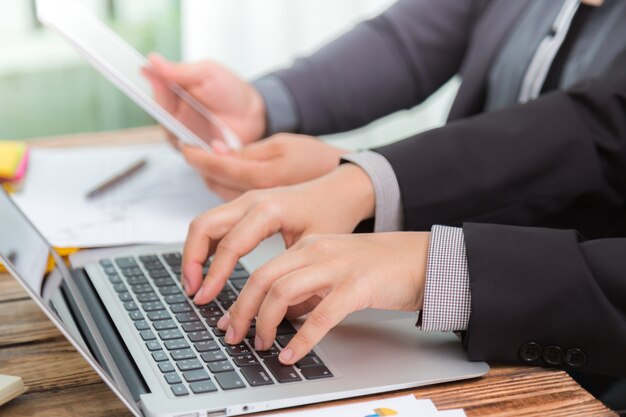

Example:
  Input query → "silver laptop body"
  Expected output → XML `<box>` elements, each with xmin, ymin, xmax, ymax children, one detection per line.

<box><xmin>0</xmin><ymin>189</ymin><xmax>488</xmax><ymax>417</ymax></box>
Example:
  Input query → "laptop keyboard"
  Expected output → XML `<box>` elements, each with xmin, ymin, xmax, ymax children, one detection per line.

<box><xmin>99</xmin><ymin>252</ymin><xmax>333</xmax><ymax>397</ymax></box>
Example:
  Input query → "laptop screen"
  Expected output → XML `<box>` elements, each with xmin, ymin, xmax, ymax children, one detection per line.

<box><xmin>0</xmin><ymin>190</ymin><xmax>140</xmax><ymax>414</ymax></box>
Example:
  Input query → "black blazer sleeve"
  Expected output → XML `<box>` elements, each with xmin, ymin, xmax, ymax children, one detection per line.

<box><xmin>374</xmin><ymin>49</ymin><xmax>626</xmax><ymax>239</ymax></box>
<box><xmin>462</xmin><ymin>222</ymin><xmax>626</xmax><ymax>376</ymax></box>
<box><xmin>271</xmin><ymin>0</ymin><xmax>482</xmax><ymax>135</ymax></box>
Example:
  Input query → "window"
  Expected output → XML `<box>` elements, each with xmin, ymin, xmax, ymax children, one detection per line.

<box><xmin>0</xmin><ymin>0</ymin><xmax>181</xmax><ymax>140</ymax></box>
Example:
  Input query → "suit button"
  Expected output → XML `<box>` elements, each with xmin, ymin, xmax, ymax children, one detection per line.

<box><xmin>519</xmin><ymin>342</ymin><xmax>542</xmax><ymax>362</ymax></box>
<box><xmin>564</xmin><ymin>348</ymin><xmax>586</xmax><ymax>368</ymax></box>
<box><xmin>542</xmin><ymin>345</ymin><xmax>563</xmax><ymax>366</ymax></box>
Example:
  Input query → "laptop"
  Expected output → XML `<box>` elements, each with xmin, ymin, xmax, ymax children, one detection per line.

<box><xmin>0</xmin><ymin>189</ymin><xmax>488</xmax><ymax>416</ymax></box>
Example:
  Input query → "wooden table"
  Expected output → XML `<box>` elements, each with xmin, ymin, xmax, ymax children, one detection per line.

<box><xmin>0</xmin><ymin>128</ymin><xmax>617</xmax><ymax>417</ymax></box>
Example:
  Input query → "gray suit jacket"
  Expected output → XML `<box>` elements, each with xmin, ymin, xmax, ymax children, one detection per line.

<box><xmin>273</xmin><ymin>0</ymin><xmax>529</xmax><ymax>134</ymax></box>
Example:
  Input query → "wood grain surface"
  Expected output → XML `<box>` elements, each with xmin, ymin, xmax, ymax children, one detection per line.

<box><xmin>0</xmin><ymin>129</ymin><xmax>617</xmax><ymax>416</ymax></box>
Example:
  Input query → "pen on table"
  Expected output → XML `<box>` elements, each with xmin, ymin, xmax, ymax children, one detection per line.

<box><xmin>85</xmin><ymin>158</ymin><xmax>148</xmax><ymax>200</ymax></box>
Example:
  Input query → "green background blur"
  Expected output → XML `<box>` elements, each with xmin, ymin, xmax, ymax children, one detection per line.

<box><xmin>0</xmin><ymin>0</ymin><xmax>181</xmax><ymax>140</ymax></box>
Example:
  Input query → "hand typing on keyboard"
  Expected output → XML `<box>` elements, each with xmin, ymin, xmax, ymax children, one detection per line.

<box><xmin>183</xmin><ymin>164</ymin><xmax>431</xmax><ymax>366</ymax></box>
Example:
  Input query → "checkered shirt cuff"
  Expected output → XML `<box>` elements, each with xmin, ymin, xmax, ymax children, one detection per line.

<box><xmin>342</xmin><ymin>151</ymin><xmax>403</xmax><ymax>232</ymax></box>
<box><xmin>419</xmin><ymin>225</ymin><xmax>471</xmax><ymax>332</ymax></box>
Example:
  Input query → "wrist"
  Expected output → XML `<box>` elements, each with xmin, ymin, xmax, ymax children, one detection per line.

<box><xmin>247</xmin><ymin>86</ymin><xmax>267</xmax><ymax>143</ymax></box>
<box><xmin>330</xmin><ymin>164</ymin><xmax>376</xmax><ymax>224</ymax></box>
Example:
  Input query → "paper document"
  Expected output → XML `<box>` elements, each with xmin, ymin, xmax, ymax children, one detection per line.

<box><xmin>266</xmin><ymin>395</ymin><xmax>466</xmax><ymax>417</ymax></box>
<box><xmin>12</xmin><ymin>144</ymin><xmax>223</xmax><ymax>247</ymax></box>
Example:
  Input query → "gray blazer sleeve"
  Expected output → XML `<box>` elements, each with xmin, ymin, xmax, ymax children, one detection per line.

<box><xmin>272</xmin><ymin>0</ymin><xmax>480</xmax><ymax>136</ymax></box>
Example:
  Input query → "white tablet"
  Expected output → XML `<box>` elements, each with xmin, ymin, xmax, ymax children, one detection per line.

<box><xmin>36</xmin><ymin>0</ymin><xmax>241</xmax><ymax>152</ymax></box>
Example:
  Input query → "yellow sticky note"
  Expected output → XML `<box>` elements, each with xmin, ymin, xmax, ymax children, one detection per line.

<box><xmin>0</xmin><ymin>248</ymin><xmax>81</xmax><ymax>273</ymax></box>
<box><xmin>0</xmin><ymin>141</ymin><xmax>27</xmax><ymax>179</ymax></box>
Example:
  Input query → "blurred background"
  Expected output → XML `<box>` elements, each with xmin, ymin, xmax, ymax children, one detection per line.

<box><xmin>0</xmin><ymin>0</ymin><xmax>458</xmax><ymax>149</ymax></box>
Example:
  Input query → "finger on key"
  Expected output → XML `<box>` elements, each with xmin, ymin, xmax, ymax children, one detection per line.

<box><xmin>255</xmin><ymin>265</ymin><xmax>333</xmax><ymax>351</ymax></box>
<box><xmin>193</xmin><ymin>204</ymin><xmax>283</xmax><ymax>305</ymax></box>
<box><xmin>182</xmin><ymin>202</ymin><xmax>250</xmax><ymax>296</ymax></box>
<box><xmin>224</xmin><ymin>247</ymin><xmax>312</xmax><ymax>341</ymax></box>
<box><xmin>279</xmin><ymin>286</ymin><xmax>355</xmax><ymax>365</ymax></box>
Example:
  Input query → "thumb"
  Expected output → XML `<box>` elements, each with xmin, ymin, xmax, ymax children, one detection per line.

<box><xmin>238</xmin><ymin>140</ymin><xmax>281</xmax><ymax>161</ymax></box>
<box><xmin>148</xmin><ymin>53</ymin><xmax>207</xmax><ymax>87</ymax></box>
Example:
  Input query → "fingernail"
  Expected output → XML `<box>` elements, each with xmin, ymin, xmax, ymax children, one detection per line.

<box><xmin>217</xmin><ymin>312</ymin><xmax>230</xmax><ymax>330</ymax></box>
<box><xmin>254</xmin><ymin>336</ymin><xmax>263</xmax><ymax>351</ymax></box>
<box><xmin>210</xmin><ymin>140</ymin><xmax>230</xmax><ymax>155</ymax></box>
<box><xmin>225</xmin><ymin>326</ymin><xmax>236</xmax><ymax>344</ymax></box>
<box><xmin>193</xmin><ymin>286</ymin><xmax>205</xmax><ymax>304</ymax></box>
<box><xmin>279</xmin><ymin>348</ymin><xmax>293</xmax><ymax>364</ymax></box>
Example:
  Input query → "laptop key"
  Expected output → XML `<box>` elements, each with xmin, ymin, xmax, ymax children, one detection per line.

<box><xmin>153</xmin><ymin>277</ymin><xmax>175</xmax><ymax>287</ymax></box>
<box><xmin>230</xmin><ymin>269</ymin><xmax>249</xmax><ymax>279</ymax></box>
<box><xmin>136</xmin><ymin>292</ymin><xmax>160</xmax><ymax>303</ymax></box>
<box><xmin>170</xmin><ymin>303</ymin><xmax>193</xmax><ymax>314</ymax></box>
<box><xmin>122</xmin><ymin>267</ymin><xmax>143</xmax><ymax>277</ymax></box>
<box><xmin>100</xmin><ymin>259</ymin><xmax>114</xmax><ymax>268</ymax></box>
<box><xmin>188</xmin><ymin>330</ymin><xmax>212</xmax><ymax>342</ymax></box>
<box><xmin>194</xmin><ymin>340</ymin><xmax>219</xmax><ymax>352</ymax></box>
<box><xmin>153</xmin><ymin>319</ymin><xmax>177</xmax><ymax>331</ymax></box>
<box><xmin>276</xmin><ymin>333</ymin><xmax>295</xmax><ymax>348</ymax></box>
<box><xmin>296</xmin><ymin>354</ymin><xmax>323</xmax><ymax>368</ymax></box>
<box><xmin>170</xmin><ymin>384</ymin><xmax>189</xmax><ymax>397</ymax></box>
<box><xmin>135</xmin><ymin>320</ymin><xmax>150</xmax><ymax>331</ymax></box>
<box><xmin>118</xmin><ymin>292</ymin><xmax>133</xmax><ymax>302</ymax></box>
<box><xmin>205</xmin><ymin>315</ymin><xmax>222</xmax><ymax>327</ymax></box>
<box><xmin>158</xmin><ymin>361</ymin><xmax>175</xmax><ymax>373</ymax></box>
<box><xmin>123</xmin><ymin>301</ymin><xmax>138</xmax><ymax>311</ymax></box>
<box><xmin>183</xmin><ymin>369</ymin><xmax>210</xmax><ymax>383</ymax></box>
<box><xmin>139</xmin><ymin>255</ymin><xmax>159</xmax><ymax>264</ymax></box>
<box><xmin>207</xmin><ymin>360</ymin><xmax>235</xmax><ymax>373</ymax></box>
<box><xmin>108</xmin><ymin>274</ymin><xmax>122</xmax><ymax>284</ymax></box>
<box><xmin>164</xmin><ymin>373</ymin><xmax>182</xmax><ymax>385</ymax></box>
<box><xmin>200</xmin><ymin>351</ymin><xmax>227</xmax><ymax>363</ymax></box>
<box><xmin>164</xmin><ymin>294</ymin><xmax>187</xmax><ymax>304</ymax></box>
<box><xmin>164</xmin><ymin>339</ymin><xmax>190</xmax><ymax>350</ymax></box>
<box><xmin>189</xmin><ymin>380</ymin><xmax>218</xmax><ymax>394</ymax></box>
<box><xmin>276</xmin><ymin>320</ymin><xmax>297</xmax><ymax>335</ymax></box>
<box><xmin>176</xmin><ymin>359</ymin><xmax>203</xmax><ymax>372</ymax></box>
<box><xmin>131</xmin><ymin>284</ymin><xmax>154</xmax><ymax>294</ymax></box>
<box><xmin>215</xmin><ymin>372</ymin><xmax>246</xmax><ymax>390</ymax></box>
<box><xmin>116</xmin><ymin>257</ymin><xmax>138</xmax><ymax>269</ymax></box>
<box><xmin>224</xmin><ymin>344</ymin><xmax>252</xmax><ymax>356</ymax></box>
<box><xmin>217</xmin><ymin>290</ymin><xmax>237</xmax><ymax>302</ymax></box>
<box><xmin>149</xmin><ymin>269</ymin><xmax>170</xmax><ymax>279</ymax></box>
<box><xmin>158</xmin><ymin>329</ymin><xmax>184</xmax><ymax>340</ymax></box>
<box><xmin>263</xmin><ymin>357</ymin><xmax>301</xmax><ymax>383</ymax></box>
<box><xmin>300</xmin><ymin>365</ymin><xmax>333</xmax><ymax>380</ymax></box>
<box><xmin>152</xmin><ymin>350</ymin><xmax>168</xmax><ymax>362</ymax></box>
<box><xmin>145</xmin><ymin>341</ymin><xmax>161</xmax><ymax>351</ymax></box>
<box><xmin>159</xmin><ymin>286</ymin><xmax>180</xmax><ymax>296</ymax></box>
<box><xmin>147</xmin><ymin>311</ymin><xmax>171</xmax><ymax>321</ymax></box>
<box><xmin>128</xmin><ymin>311</ymin><xmax>144</xmax><ymax>321</ymax></box>
<box><xmin>141</xmin><ymin>301</ymin><xmax>165</xmax><ymax>312</ymax></box>
<box><xmin>256</xmin><ymin>345</ymin><xmax>280</xmax><ymax>358</ymax></box>
<box><xmin>113</xmin><ymin>283</ymin><xmax>128</xmax><ymax>293</ymax></box>
<box><xmin>233</xmin><ymin>354</ymin><xmax>260</xmax><ymax>367</ymax></box>
<box><xmin>240</xmin><ymin>365</ymin><xmax>274</xmax><ymax>386</ymax></box>
<box><xmin>198</xmin><ymin>305</ymin><xmax>223</xmax><ymax>318</ymax></box>
<box><xmin>230</xmin><ymin>278</ymin><xmax>247</xmax><ymax>292</ymax></box>
<box><xmin>126</xmin><ymin>274</ymin><xmax>148</xmax><ymax>285</ymax></box>
<box><xmin>140</xmin><ymin>330</ymin><xmax>156</xmax><ymax>341</ymax></box>
<box><xmin>220</xmin><ymin>300</ymin><xmax>234</xmax><ymax>310</ymax></box>
<box><xmin>177</xmin><ymin>312</ymin><xmax>200</xmax><ymax>323</ymax></box>
<box><xmin>163</xmin><ymin>252</ymin><xmax>182</xmax><ymax>267</ymax></box>
<box><xmin>183</xmin><ymin>322</ymin><xmax>206</xmax><ymax>333</ymax></box>
<box><xmin>212</xmin><ymin>328</ymin><xmax>226</xmax><ymax>337</ymax></box>
<box><xmin>171</xmin><ymin>348</ymin><xmax>196</xmax><ymax>361</ymax></box>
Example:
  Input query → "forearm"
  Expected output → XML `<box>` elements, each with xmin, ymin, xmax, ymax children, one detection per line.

<box><xmin>259</xmin><ymin>0</ymin><xmax>474</xmax><ymax>136</ymax></box>
<box><xmin>373</xmin><ymin>71</ymin><xmax>626</xmax><ymax>234</ymax></box>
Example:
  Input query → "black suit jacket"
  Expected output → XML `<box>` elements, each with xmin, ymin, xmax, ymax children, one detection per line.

<box><xmin>271</xmin><ymin>0</ymin><xmax>626</xmax><ymax>375</ymax></box>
